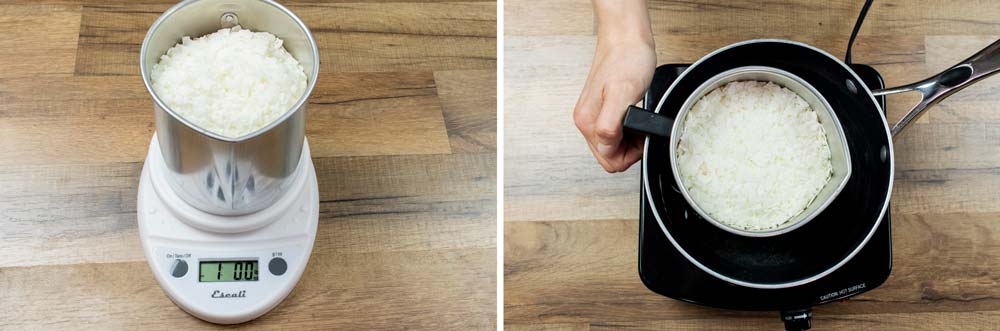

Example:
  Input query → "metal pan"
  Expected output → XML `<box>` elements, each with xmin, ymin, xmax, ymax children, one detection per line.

<box><xmin>626</xmin><ymin>66</ymin><xmax>853</xmax><ymax>237</ymax></box>
<box><xmin>624</xmin><ymin>39</ymin><xmax>1000</xmax><ymax>288</ymax></box>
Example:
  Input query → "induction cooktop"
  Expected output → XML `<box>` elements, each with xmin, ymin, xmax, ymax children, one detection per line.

<box><xmin>637</xmin><ymin>63</ymin><xmax>892</xmax><ymax>329</ymax></box>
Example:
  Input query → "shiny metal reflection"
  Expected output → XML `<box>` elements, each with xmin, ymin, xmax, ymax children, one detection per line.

<box><xmin>139</xmin><ymin>0</ymin><xmax>319</xmax><ymax>215</ymax></box>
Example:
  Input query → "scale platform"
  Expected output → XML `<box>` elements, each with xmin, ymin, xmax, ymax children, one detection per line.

<box><xmin>137</xmin><ymin>134</ymin><xmax>319</xmax><ymax>324</ymax></box>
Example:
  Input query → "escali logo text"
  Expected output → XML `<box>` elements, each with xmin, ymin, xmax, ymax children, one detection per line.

<box><xmin>211</xmin><ymin>290</ymin><xmax>246</xmax><ymax>298</ymax></box>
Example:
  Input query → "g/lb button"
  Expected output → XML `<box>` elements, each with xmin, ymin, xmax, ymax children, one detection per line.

<box><xmin>269</xmin><ymin>257</ymin><xmax>287</xmax><ymax>276</ymax></box>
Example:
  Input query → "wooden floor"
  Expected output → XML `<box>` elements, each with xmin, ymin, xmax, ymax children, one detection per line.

<box><xmin>0</xmin><ymin>1</ymin><xmax>496</xmax><ymax>330</ymax></box>
<box><xmin>504</xmin><ymin>0</ymin><xmax>1000</xmax><ymax>330</ymax></box>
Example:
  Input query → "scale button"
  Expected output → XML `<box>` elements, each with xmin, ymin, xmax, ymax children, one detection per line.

<box><xmin>171</xmin><ymin>259</ymin><xmax>188</xmax><ymax>278</ymax></box>
<box><xmin>269</xmin><ymin>257</ymin><xmax>287</xmax><ymax>276</ymax></box>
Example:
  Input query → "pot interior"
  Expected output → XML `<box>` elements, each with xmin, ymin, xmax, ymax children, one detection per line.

<box><xmin>140</xmin><ymin>0</ymin><xmax>318</xmax><ymax>142</ymax></box>
<box><xmin>668</xmin><ymin>66</ymin><xmax>853</xmax><ymax>237</ymax></box>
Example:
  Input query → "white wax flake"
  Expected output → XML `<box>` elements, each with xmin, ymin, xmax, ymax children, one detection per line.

<box><xmin>151</xmin><ymin>26</ymin><xmax>307</xmax><ymax>138</ymax></box>
<box><xmin>676</xmin><ymin>81</ymin><xmax>833</xmax><ymax>231</ymax></box>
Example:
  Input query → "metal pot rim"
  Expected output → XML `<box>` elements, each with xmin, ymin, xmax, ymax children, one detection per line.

<box><xmin>139</xmin><ymin>0</ymin><xmax>320</xmax><ymax>143</ymax></box>
<box><xmin>667</xmin><ymin>66</ymin><xmax>853</xmax><ymax>238</ymax></box>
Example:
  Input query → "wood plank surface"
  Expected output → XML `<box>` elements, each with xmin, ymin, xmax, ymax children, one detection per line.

<box><xmin>509</xmin><ymin>311</ymin><xmax>1000</xmax><ymax>330</ymax></box>
<box><xmin>505</xmin><ymin>0</ymin><xmax>1000</xmax><ymax>37</ymax></box>
<box><xmin>504</xmin><ymin>0</ymin><xmax>1000</xmax><ymax>329</ymax></box>
<box><xmin>0</xmin><ymin>0</ymin><xmax>496</xmax><ymax>329</ymax></box>
<box><xmin>435</xmin><ymin>70</ymin><xmax>498</xmax><ymax>153</ymax></box>
<box><xmin>0</xmin><ymin>72</ymin><xmax>455</xmax><ymax>165</ymax></box>
<box><xmin>505</xmin><ymin>214</ymin><xmax>1000</xmax><ymax>327</ymax></box>
<box><xmin>0</xmin><ymin>5</ymin><xmax>81</xmax><ymax>79</ymax></box>
<box><xmin>75</xmin><ymin>2</ymin><xmax>496</xmax><ymax>76</ymax></box>
<box><xmin>584</xmin><ymin>311</ymin><xmax>1000</xmax><ymax>330</ymax></box>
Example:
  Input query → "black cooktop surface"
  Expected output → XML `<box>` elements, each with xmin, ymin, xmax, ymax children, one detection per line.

<box><xmin>637</xmin><ymin>63</ymin><xmax>892</xmax><ymax>311</ymax></box>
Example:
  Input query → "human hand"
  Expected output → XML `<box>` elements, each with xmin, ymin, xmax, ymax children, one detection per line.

<box><xmin>573</xmin><ymin>0</ymin><xmax>655</xmax><ymax>173</ymax></box>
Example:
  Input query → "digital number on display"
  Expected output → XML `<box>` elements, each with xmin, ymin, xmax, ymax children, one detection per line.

<box><xmin>199</xmin><ymin>261</ymin><xmax>259</xmax><ymax>282</ymax></box>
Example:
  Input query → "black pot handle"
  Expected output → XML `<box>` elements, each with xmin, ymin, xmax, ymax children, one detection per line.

<box><xmin>623</xmin><ymin>105</ymin><xmax>673</xmax><ymax>137</ymax></box>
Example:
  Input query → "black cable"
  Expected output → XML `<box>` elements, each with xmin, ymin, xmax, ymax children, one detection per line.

<box><xmin>845</xmin><ymin>0</ymin><xmax>874</xmax><ymax>64</ymax></box>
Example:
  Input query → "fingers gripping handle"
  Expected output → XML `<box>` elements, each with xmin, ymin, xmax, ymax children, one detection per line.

<box><xmin>874</xmin><ymin>39</ymin><xmax>1000</xmax><ymax>138</ymax></box>
<box><xmin>623</xmin><ymin>106</ymin><xmax>674</xmax><ymax>137</ymax></box>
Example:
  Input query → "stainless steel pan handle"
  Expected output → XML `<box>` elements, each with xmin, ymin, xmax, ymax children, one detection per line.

<box><xmin>873</xmin><ymin>39</ymin><xmax>1000</xmax><ymax>138</ymax></box>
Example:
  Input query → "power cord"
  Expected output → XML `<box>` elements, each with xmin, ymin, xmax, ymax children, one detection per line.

<box><xmin>845</xmin><ymin>0</ymin><xmax>875</xmax><ymax>64</ymax></box>
<box><xmin>783</xmin><ymin>3</ymin><xmax>874</xmax><ymax>328</ymax></box>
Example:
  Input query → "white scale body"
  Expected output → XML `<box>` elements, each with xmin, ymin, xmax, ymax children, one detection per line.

<box><xmin>137</xmin><ymin>135</ymin><xmax>319</xmax><ymax>324</ymax></box>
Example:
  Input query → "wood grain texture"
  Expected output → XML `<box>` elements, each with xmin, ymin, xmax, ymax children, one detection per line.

<box><xmin>504</xmin><ymin>36</ymin><xmax>640</xmax><ymax>222</ymax></box>
<box><xmin>505</xmin><ymin>215</ymin><xmax>1000</xmax><ymax>325</ymax></box>
<box><xmin>0</xmin><ymin>5</ymin><xmax>81</xmax><ymax>79</ymax></box>
<box><xmin>504</xmin><ymin>0</ymin><xmax>1000</xmax><ymax>329</ymax></box>
<box><xmin>37</xmin><ymin>0</ymin><xmax>493</xmax><ymax>4</ymax></box>
<box><xmin>435</xmin><ymin>70</ymin><xmax>498</xmax><ymax>153</ymax></box>
<box><xmin>306</xmin><ymin>71</ymin><xmax>452</xmax><ymax>157</ymax></box>
<box><xmin>0</xmin><ymin>72</ymin><xmax>456</xmax><ymax>166</ymax></box>
<box><xmin>74</xmin><ymin>2</ymin><xmax>496</xmax><ymax>76</ymax></box>
<box><xmin>0</xmin><ymin>0</ymin><xmax>496</xmax><ymax>329</ymax></box>
<box><xmin>505</xmin><ymin>0</ymin><xmax>1000</xmax><ymax>37</ymax></box>
<box><xmin>584</xmin><ymin>311</ymin><xmax>1000</xmax><ymax>330</ymax></box>
<box><xmin>507</xmin><ymin>323</ymin><xmax>590</xmax><ymax>331</ymax></box>
<box><xmin>1</xmin><ymin>249</ymin><xmax>495</xmax><ymax>330</ymax></box>
<box><xmin>0</xmin><ymin>153</ymin><xmax>495</xmax><ymax>268</ymax></box>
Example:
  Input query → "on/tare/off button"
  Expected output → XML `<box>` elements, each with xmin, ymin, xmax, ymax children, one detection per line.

<box><xmin>170</xmin><ymin>259</ymin><xmax>188</xmax><ymax>278</ymax></box>
<box><xmin>269</xmin><ymin>257</ymin><xmax>287</xmax><ymax>276</ymax></box>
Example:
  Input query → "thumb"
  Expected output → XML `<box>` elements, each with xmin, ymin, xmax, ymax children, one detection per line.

<box><xmin>594</xmin><ymin>85</ymin><xmax>641</xmax><ymax>157</ymax></box>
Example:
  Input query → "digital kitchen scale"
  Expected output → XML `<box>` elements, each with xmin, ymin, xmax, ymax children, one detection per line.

<box><xmin>637</xmin><ymin>64</ymin><xmax>892</xmax><ymax>330</ymax></box>
<box><xmin>137</xmin><ymin>134</ymin><xmax>319</xmax><ymax>324</ymax></box>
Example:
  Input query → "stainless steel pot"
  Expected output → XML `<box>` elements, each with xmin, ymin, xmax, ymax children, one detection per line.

<box><xmin>140</xmin><ymin>0</ymin><xmax>319</xmax><ymax>216</ymax></box>
<box><xmin>669</xmin><ymin>66</ymin><xmax>851</xmax><ymax>237</ymax></box>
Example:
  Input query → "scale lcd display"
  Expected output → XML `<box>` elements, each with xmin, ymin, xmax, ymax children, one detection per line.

<box><xmin>199</xmin><ymin>260</ymin><xmax>259</xmax><ymax>282</ymax></box>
